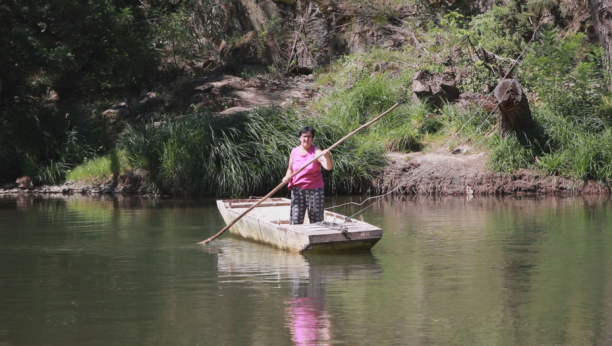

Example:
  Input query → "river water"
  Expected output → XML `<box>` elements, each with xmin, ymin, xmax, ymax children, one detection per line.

<box><xmin>0</xmin><ymin>195</ymin><xmax>611</xmax><ymax>345</ymax></box>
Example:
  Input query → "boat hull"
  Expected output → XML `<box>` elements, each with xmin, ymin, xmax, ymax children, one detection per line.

<box><xmin>216</xmin><ymin>198</ymin><xmax>382</xmax><ymax>253</ymax></box>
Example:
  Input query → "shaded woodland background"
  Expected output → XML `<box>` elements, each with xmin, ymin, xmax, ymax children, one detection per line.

<box><xmin>1</xmin><ymin>0</ymin><xmax>611</xmax><ymax>196</ymax></box>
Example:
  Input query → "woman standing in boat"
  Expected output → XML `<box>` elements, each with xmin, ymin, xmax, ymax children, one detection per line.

<box><xmin>282</xmin><ymin>126</ymin><xmax>333</xmax><ymax>225</ymax></box>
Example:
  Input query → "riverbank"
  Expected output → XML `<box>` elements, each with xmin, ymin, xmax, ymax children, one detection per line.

<box><xmin>374</xmin><ymin>152</ymin><xmax>611</xmax><ymax>196</ymax></box>
<box><xmin>3</xmin><ymin>151</ymin><xmax>610</xmax><ymax>197</ymax></box>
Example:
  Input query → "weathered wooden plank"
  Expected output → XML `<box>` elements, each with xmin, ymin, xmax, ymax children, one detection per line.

<box><xmin>227</xmin><ymin>201</ymin><xmax>291</xmax><ymax>209</ymax></box>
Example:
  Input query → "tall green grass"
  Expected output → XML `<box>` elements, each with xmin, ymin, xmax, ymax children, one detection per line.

<box><xmin>119</xmin><ymin>107</ymin><xmax>386</xmax><ymax>196</ymax></box>
<box><xmin>487</xmin><ymin>132</ymin><xmax>537</xmax><ymax>173</ymax></box>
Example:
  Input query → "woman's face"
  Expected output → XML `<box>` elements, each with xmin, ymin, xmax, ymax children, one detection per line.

<box><xmin>299</xmin><ymin>132</ymin><xmax>313</xmax><ymax>149</ymax></box>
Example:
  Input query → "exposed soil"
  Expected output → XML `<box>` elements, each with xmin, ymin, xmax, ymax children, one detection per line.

<box><xmin>375</xmin><ymin>150</ymin><xmax>611</xmax><ymax>196</ymax></box>
<box><xmin>189</xmin><ymin>73</ymin><xmax>320</xmax><ymax>113</ymax></box>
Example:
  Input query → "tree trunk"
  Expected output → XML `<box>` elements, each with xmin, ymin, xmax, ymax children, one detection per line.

<box><xmin>494</xmin><ymin>78</ymin><xmax>533</xmax><ymax>136</ymax></box>
<box><xmin>588</xmin><ymin>0</ymin><xmax>612</xmax><ymax>88</ymax></box>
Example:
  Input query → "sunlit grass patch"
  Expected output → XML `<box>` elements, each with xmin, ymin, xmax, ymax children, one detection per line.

<box><xmin>486</xmin><ymin>132</ymin><xmax>536</xmax><ymax>173</ymax></box>
<box><xmin>66</xmin><ymin>151</ymin><xmax>128</xmax><ymax>183</ymax></box>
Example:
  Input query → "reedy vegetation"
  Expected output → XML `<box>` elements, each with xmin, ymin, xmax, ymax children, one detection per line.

<box><xmin>112</xmin><ymin>107</ymin><xmax>386</xmax><ymax>196</ymax></box>
<box><xmin>2</xmin><ymin>1</ymin><xmax>611</xmax><ymax>195</ymax></box>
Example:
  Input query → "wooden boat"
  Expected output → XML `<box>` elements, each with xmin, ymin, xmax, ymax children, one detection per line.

<box><xmin>216</xmin><ymin>198</ymin><xmax>383</xmax><ymax>253</ymax></box>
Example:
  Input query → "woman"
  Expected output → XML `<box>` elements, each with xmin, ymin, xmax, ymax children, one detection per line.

<box><xmin>282</xmin><ymin>126</ymin><xmax>333</xmax><ymax>225</ymax></box>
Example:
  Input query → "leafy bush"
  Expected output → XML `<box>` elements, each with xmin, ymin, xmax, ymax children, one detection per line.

<box><xmin>0</xmin><ymin>98</ymin><xmax>107</xmax><ymax>185</ymax></box>
<box><xmin>467</xmin><ymin>1</ymin><xmax>532</xmax><ymax>58</ymax></box>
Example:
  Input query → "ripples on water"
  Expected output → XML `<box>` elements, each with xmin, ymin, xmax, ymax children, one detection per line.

<box><xmin>0</xmin><ymin>195</ymin><xmax>611</xmax><ymax>345</ymax></box>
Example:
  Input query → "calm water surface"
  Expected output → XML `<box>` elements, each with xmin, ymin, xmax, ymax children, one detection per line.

<box><xmin>1</xmin><ymin>195</ymin><xmax>611</xmax><ymax>345</ymax></box>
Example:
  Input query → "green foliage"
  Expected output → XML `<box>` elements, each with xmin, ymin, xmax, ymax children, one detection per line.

<box><xmin>34</xmin><ymin>128</ymin><xmax>100</xmax><ymax>185</ymax></box>
<box><xmin>535</xmin><ymin>151</ymin><xmax>566</xmax><ymax>176</ymax></box>
<box><xmin>119</xmin><ymin>107</ymin><xmax>385</xmax><ymax>196</ymax></box>
<box><xmin>467</xmin><ymin>1</ymin><xmax>532</xmax><ymax>58</ymax></box>
<box><xmin>0</xmin><ymin>0</ymin><xmax>158</xmax><ymax>100</ymax></box>
<box><xmin>3</xmin><ymin>0</ymin><xmax>612</xmax><ymax>192</ymax></box>
<box><xmin>535</xmin><ymin>109</ymin><xmax>612</xmax><ymax>181</ymax></box>
<box><xmin>425</xmin><ymin>2</ymin><xmax>534</xmax><ymax>94</ymax></box>
<box><xmin>315</xmin><ymin>72</ymin><xmax>446</xmax><ymax>154</ymax></box>
<box><xmin>316</xmin><ymin>47</ymin><xmax>416</xmax><ymax>90</ymax></box>
<box><xmin>322</xmin><ymin>75</ymin><xmax>400</xmax><ymax>128</ymax></box>
<box><xmin>67</xmin><ymin>151</ymin><xmax>127</xmax><ymax>183</ymax></box>
<box><xmin>366</xmin><ymin>101</ymin><xmax>432</xmax><ymax>152</ymax></box>
<box><xmin>487</xmin><ymin>133</ymin><xmax>536</xmax><ymax>173</ymax></box>
<box><xmin>437</xmin><ymin>102</ymin><xmax>496</xmax><ymax>141</ymax></box>
<box><xmin>0</xmin><ymin>101</ymin><xmax>105</xmax><ymax>184</ymax></box>
<box><xmin>522</xmin><ymin>29</ymin><xmax>607</xmax><ymax>123</ymax></box>
<box><xmin>486</xmin><ymin>29</ymin><xmax>612</xmax><ymax>182</ymax></box>
<box><xmin>152</xmin><ymin>10</ymin><xmax>202</xmax><ymax>66</ymax></box>
<box><xmin>0</xmin><ymin>0</ymin><xmax>156</xmax><ymax>183</ymax></box>
<box><xmin>527</xmin><ymin>0</ymin><xmax>557</xmax><ymax>16</ymax></box>
<box><xmin>441</xmin><ymin>10</ymin><xmax>468</xmax><ymax>30</ymax></box>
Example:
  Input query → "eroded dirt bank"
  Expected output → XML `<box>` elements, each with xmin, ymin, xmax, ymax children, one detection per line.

<box><xmin>374</xmin><ymin>152</ymin><xmax>611</xmax><ymax>196</ymax></box>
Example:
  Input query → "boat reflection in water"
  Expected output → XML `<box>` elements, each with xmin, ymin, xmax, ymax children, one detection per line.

<box><xmin>207</xmin><ymin>238</ymin><xmax>382</xmax><ymax>345</ymax></box>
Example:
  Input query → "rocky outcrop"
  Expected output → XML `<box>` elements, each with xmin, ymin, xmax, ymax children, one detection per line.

<box><xmin>411</xmin><ymin>70</ymin><xmax>460</xmax><ymax>107</ymax></box>
<box><xmin>16</xmin><ymin>176</ymin><xmax>33</xmax><ymax>189</ymax></box>
<box><xmin>190</xmin><ymin>74</ymin><xmax>317</xmax><ymax>111</ymax></box>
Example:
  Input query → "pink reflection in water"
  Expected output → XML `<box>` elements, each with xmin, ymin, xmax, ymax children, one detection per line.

<box><xmin>285</xmin><ymin>296</ymin><xmax>331</xmax><ymax>345</ymax></box>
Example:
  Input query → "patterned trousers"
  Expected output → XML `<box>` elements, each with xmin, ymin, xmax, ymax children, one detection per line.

<box><xmin>290</xmin><ymin>187</ymin><xmax>325</xmax><ymax>225</ymax></box>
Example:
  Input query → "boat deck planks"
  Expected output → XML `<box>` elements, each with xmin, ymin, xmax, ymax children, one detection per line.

<box><xmin>216</xmin><ymin>198</ymin><xmax>383</xmax><ymax>252</ymax></box>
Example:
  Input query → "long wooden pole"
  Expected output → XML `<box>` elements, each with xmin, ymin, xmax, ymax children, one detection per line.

<box><xmin>198</xmin><ymin>103</ymin><xmax>400</xmax><ymax>245</ymax></box>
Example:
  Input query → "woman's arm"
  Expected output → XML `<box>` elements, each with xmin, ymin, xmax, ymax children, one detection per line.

<box><xmin>316</xmin><ymin>149</ymin><xmax>333</xmax><ymax>170</ymax></box>
<box><xmin>282</xmin><ymin>157</ymin><xmax>293</xmax><ymax>183</ymax></box>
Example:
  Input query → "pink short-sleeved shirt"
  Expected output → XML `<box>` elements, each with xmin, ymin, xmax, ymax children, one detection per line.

<box><xmin>288</xmin><ymin>145</ymin><xmax>324</xmax><ymax>190</ymax></box>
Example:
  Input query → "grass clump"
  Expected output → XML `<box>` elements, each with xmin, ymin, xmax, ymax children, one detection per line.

<box><xmin>316</xmin><ymin>74</ymin><xmax>431</xmax><ymax>151</ymax></box>
<box><xmin>119</xmin><ymin>107</ymin><xmax>386</xmax><ymax>196</ymax></box>
<box><xmin>487</xmin><ymin>133</ymin><xmax>536</xmax><ymax>173</ymax></box>
<box><xmin>66</xmin><ymin>151</ymin><xmax>127</xmax><ymax>183</ymax></box>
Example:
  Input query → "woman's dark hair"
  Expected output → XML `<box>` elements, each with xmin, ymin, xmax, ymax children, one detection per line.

<box><xmin>298</xmin><ymin>126</ymin><xmax>315</xmax><ymax>137</ymax></box>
